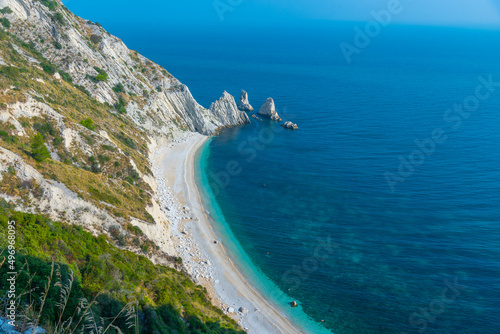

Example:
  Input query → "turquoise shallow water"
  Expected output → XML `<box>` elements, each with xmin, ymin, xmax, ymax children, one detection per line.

<box><xmin>110</xmin><ymin>23</ymin><xmax>500</xmax><ymax>333</ymax></box>
<box><xmin>196</xmin><ymin>139</ymin><xmax>332</xmax><ymax>334</ymax></box>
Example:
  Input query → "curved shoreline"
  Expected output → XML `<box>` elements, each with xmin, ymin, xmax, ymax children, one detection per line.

<box><xmin>153</xmin><ymin>133</ymin><xmax>306</xmax><ymax>334</ymax></box>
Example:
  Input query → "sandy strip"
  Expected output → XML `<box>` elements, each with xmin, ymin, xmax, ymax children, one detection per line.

<box><xmin>152</xmin><ymin>133</ymin><xmax>305</xmax><ymax>334</ymax></box>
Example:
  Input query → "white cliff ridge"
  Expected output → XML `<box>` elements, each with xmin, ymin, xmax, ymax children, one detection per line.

<box><xmin>0</xmin><ymin>0</ymin><xmax>247</xmax><ymax>137</ymax></box>
<box><xmin>258</xmin><ymin>98</ymin><xmax>282</xmax><ymax>121</ymax></box>
<box><xmin>237</xmin><ymin>90</ymin><xmax>254</xmax><ymax>112</ymax></box>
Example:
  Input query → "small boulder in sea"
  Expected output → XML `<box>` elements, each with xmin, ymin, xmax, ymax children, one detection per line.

<box><xmin>258</xmin><ymin>98</ymin><xmax>282</xmax><ymax>121</ymax></box>
<box><xmin>291</xmin><ymin>301</ymin><xmax>298</xmax><ymax>307</ymax></box>
<box><xmin>239</xmin><ymin>307</ymin><xmax>248</xmax><ymax>314</ymax></box>
<box><xmin>282</xmin><ymin>121</ymin><xmax>298</xmax><ymax>130</ymax></box>
<box><xmin>228</xmin><ymin>307</ymin><xmax>235</xmax><ymax>313</ymax></box>
<box><xmin>237</xmin><ymin>90</ymin><xmax>254</xmax><ymax>112</ymax></box>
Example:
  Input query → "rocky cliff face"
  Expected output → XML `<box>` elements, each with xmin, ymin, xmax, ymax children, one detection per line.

<box><xmin>209</xmin><ymin>91</ymin><xmax>250</xmax><ymax>130</ymax></box>
<box><xmin>0</xmin><ymin>0</ymin><xmax>250</xmax><ymax>263</ymax></box>
<box><xmin>0</xmin><ymin>0</ymin><xmax>248</xmax><ymax>137</ymax></box>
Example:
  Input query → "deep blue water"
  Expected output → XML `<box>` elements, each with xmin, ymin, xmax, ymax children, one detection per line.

<box><xmin>113</xmin><ymin>24</ymin><xmax>500</xmax><ymax>333</ymax></box>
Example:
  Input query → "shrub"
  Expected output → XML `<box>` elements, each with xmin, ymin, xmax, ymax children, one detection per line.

<box><xmin>82</xmin><ymin>134</ymin><xmax>93</xmax><ymax>145</ymax></box>
<box><xmin>33</xmin><ymin>121</ymin><xmax>56</xmax><ymax>138</ymax></box>
<box><xmin>114</xmin><ymin>96</ymin><xmax>127</xmax><ymax>114</ymax></box>
<box><xmin>0</xmin><ymin>28</ymin><xmax>6</xmax><ymax>40</ymax></box>
<box><xmin>0</xmin><ymin>18</ymin><xmax>10</xmax><ymax>29</ymax></box>
<box><xmin>37</xmin><ymin>0</ymin><xmax>58</xmax><ymax>11</ymax></box>
<box><xmin>94</xmin><ymin>66</ymin><xmax>108</xmax><ymax>80</ymax></box>
<box><xmin>74</xmin><ymin>84</ymin><xmax>90</xmax><ymax>96</ymax></box>
<box><xmin>112</xmin><ymin>83</ymin><xmax>124</xmax><ymax>93</ymax></box>
<box><xmin>52</xmin><ymin>136</ymin><xmax>62</xmax><ymax>146</ymax></box>
<box><xmin>80</xmin><ymin>118</ymin><xmax>95</xmax><ymax>131</ymax></box>
<box><xmin>97</xmin><ymin>154</ymin><xmax>110</xmax><ymax>164</ymax></box>
<box><xmin>30</xmin><ymin>133</ymin><xmax>51</xmax><ymax>162</ymax></box>
<box><xmin>87</xmin><ymin>67</ymin><xmax>108</xmax><ymax>83</ymax></box>
<box><xmin>59</xmin><ymin>70</ymin><xmax>72</xmax><ymax>83</ymax></box>
<box><xmin>0</xmin><ymin>6</ymin><xmax>13</xmax><ymax>14</ymax></box>
<box><xmin>51</xmin><ymin>12</ymin><xmax>65</xmax><ymax>25</ymax></box>
<box><xmin>54</xmin><ymin>41</ymin><xmax>62</xmax><ymax>49</ymax></box>
<box><xmin>90</xmin><ymin>34</ymin><xmax>102</xmax><ymax>44</ymax></box>
<box><xmin>102</xmin><ymin>144</ymin><xmax>116</xmax><ymax>152</ymax></box>
<box><xmin>115</xmin><ymin>132</ymin><xmax>136</xmax><ymax>149</ymax></box>
<box><xmin>40</xmin><ymin>60</ymin><xmax>56</xmax><ymax>75</ymax></box>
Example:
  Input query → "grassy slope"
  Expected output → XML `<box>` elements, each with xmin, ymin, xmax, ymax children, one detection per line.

<box><xmin>0</xmin><ymin>205</ymin><xmax>244</xmax><ymax>333</ymax></box>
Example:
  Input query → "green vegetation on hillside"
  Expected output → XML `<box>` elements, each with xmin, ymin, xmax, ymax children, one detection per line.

<box><xmin>80</xmin><ymin>117</ymin><xmax>96</xmax><ymax>131</ymax></box>
<box><xmin>36</xmin><ymin>0</ymin><xmax>58</xmax><ymax>11</ymax></box>
<box><xmin>0</xmin><ymin>7</ymin><xmax>13</xmax><ymax>14</ymax></box>
<box><xmin>112</xmin><ymin>83</ymin><xmax>125</xmax><ymax>93</ymax></box>
<box><xmin>87</xmin><ymin>66</ymin><xmax>108</xmax><ymax>83</ymax></box>
<box><xmin>0</xmin><ymin>28</ymin><xmax>154</xmax><ymax>223</ymax></box>
<box><xmin>30</xmin><ymin>133</ymin><xmax>51</xmax><ymax>162</ymax></box>
<box><xmin>0</xmin><ymin>208</ymin><xmax>245</xmax><ymax>333</ymax></box>
<box><xmin>51</xmin><ymin>12</ymin><xmax>65</xmax><ymax>26</ymax></box>
<box><xmin>0</xmin><ymin>17</ymin><xmax>10</xmax><ymax>29</ymax></box>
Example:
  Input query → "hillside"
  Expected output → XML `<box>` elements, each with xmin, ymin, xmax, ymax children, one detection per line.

<box><xmin>0</xmin><ymin>0</ymin><xmax>250</xmax><ymax>332</ymax></box>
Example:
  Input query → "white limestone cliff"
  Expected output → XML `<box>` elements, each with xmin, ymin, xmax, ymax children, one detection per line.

<box><xmin>0</xmin><ymin>0</ymin><xmax>247</xmax><ymax>138</ymax></box>
<box><xmin>209</xmin><ymin>91</ymin><xmax>250</xmax><ymax>130</ymax></box>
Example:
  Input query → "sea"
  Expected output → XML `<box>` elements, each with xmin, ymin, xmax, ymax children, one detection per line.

<box><xmin>106</xmin><ymin>22</ymin><xmax>500</xmax><ymax>334</ymax></box>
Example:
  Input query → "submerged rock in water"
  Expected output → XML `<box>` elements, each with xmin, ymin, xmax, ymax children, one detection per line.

<box><xmin>291</xmin><ymin>301</ymin><xmax>298</xmax><ymax>307</ymax></box>
<box><xmin>282</xmin><ymin>121</ymin><xmax>298</xmax><ymax>130</ymax></box>
<box><xmin>258</xmin><ymin>98</ymin><xmax>281</xmax><ymax>121</ymax></box>
<box><xmin>237</xmin><ymin>90</ymin><xmax>254</xmax><ymax>111</ymax></box>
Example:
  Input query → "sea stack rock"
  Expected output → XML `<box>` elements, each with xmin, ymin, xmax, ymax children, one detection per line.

<box><xmin>291</xmin><ymin>301</ymin><xmax>298</xmax><ymax>308</ymax></box>
<box><xmin>258</xmin><ymin>98</ymin><xmax>281</xmax><ymax>121</ymax></box>
<box><xmin>237</xmin><ymin>90</ymin><xmax>254</xmax><ymax>112</ymax></box>
<box><xmin>209</xmin><ymin>91</ymin><xmax>251</xmax><ymax>127</ymax></box>
<box><xmin>282</xmin><ymin>121</ymin><xmax>298</xmax><ymax>130</ymax></box>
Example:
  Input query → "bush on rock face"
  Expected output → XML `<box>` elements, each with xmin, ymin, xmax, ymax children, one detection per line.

<box><xmin>90</xmin><ymin>34</ymin><xmax>103</xmax><ymax>44</ymax></box>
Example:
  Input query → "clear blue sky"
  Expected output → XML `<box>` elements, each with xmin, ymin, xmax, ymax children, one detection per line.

<box><xmin>63</xmin><ymin>0</ymin><xmax>500</xmax><ymax>28</ymax></box>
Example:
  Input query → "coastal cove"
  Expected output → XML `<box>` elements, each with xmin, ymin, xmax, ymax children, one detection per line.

<box><xmin>130</xmin><ymin>24</ymin><xmax>500</xmax><ymax>334</ymax></box>
<box><xmin>196</xmin><ymin>139</ymin><xmax>334</xmax><ymax>334</ymax></box>
<box><xmin>152</xmin><ymin>133</ymin><xmax>323</xmax><ymax>334</ymax></box>
<box><xmin>2</xmin><ymin>0</ymin><xmax>500</xmax><ymax>331</ymax></box>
